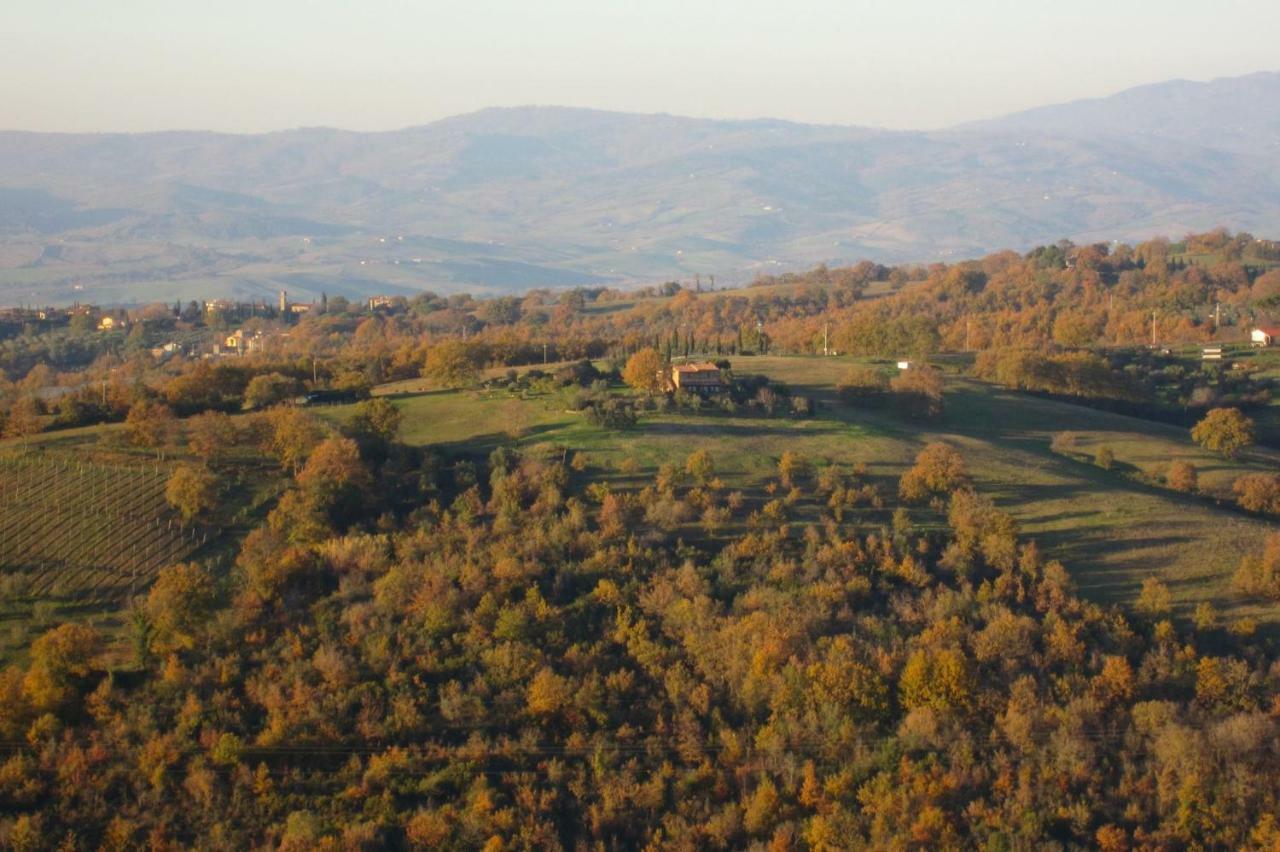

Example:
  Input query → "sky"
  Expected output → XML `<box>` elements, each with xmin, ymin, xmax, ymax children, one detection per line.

<box><xmin>3</xmin><ymin>0</ymin><xmax>1278</xmax><ymax>134</ymax></box>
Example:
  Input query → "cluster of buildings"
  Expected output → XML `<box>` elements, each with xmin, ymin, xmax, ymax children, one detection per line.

<box><xmin>0</xmin><ymin>304</ymin><xmax>131</xmax><ymax>330</ymax></box>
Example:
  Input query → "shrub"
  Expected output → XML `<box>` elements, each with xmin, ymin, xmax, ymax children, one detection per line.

<box><xmin>1165</xmin><ymin>460</ymin><xmax>1198</xmax><ymax>493</ymax></box>
<box><xmin>836</xmin><ymin>366</ymin><xmax>888</xmax><ymax>400</ymax></box>
<box><xmin>1233</xmin><ymin>474</ymin><xmax>1280</xmax><ymax>515</ymax></box>
<box><xmin>1049</xmin><ymin>431</ymin><xmax>1078</xmax><ymax>454</ymax></box>
<box><xmin>1094</xmin><ymin>446</ymin><xmax>1115</xmax><ymax>470</ymax></box>
<box><xmin>890</xmin><ymin>367</ymin><xmax>944</xmax><ymax>419</ymax></box>
<box><xmin>585</xmin><ymin>399</ymin><xmax>637</xmax><ymax>430</ymax></box>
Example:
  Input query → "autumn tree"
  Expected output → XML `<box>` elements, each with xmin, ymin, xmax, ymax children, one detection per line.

<box><xmin>899</xmin><ymin>442</ymin><xmax>968</xmax><ymax>502</ymax></box>
<box><xmin>3</xmin><ymin>396</ymin><xmax>43</xmax><ymax>440</ymax></box>
<box><xmin>125</xmin><ymin>399</ymin><xmax>177</xmax><ymax>454</ymax></box>
<box><xmin>1191</xmin><ymin>407</ymin><xmax>1254</xmax><ymax>458</ymax></box>
<box><xmin>836</xmin><ymin>366</ymin><xmax>888</xmax><ymax>400</ymax></box>
<box><xmin>165</xmin><ymin>464</ymin><xmax>219</xmax><ymax>523</ymax></box>
<box><xmin>1136</xmin><ymin>577</ymin><xmax>1173</xmax><ymax>617</ymax></box>
<box><xmin>899</xmin><ymin>647</ymin><xmax>973</xmax><ymax>712</ymax></box>
<box><xmin>889</xmin><ymin>366</ymin><xmax>944</xmax><ymax>419</ymax></box>
<box><xmin>421</xmin><ymin>341</ymin><xmax>482</xmax><ymax>389</ymax></box>
<box><xmin>243</xmin><ymin>373</ymin><xmax>300</xmax><ymax>410</ymax></box>
<box><xmin>684</xmin><ymin>449</ymin><xmax>714</xmax><ymax>485</ymax></box>
<box><xmin>622</xmin><ymin>348</ymin><xmax>666</xmax><ymax>395</ymax></box>
<box><xmin>1233</xmin><ymin>474</ymin><xmax>1280</xmax><ymax>515</ymax></box>
<box><xmin>1233</xmin><ymin>533</ymin><xmax>1280</xmax><ymax>599</ymax></box>
<box><xmin>264</xmin><ymin>406</ymin><xmax>325</xmax><ymax>474</ymax></box>
<box><xmin>296</xmin><ymin>437</ymin><xmax>373</xmax><ymax>526</ymax></box>
<box><xmin>187</xmin><ymin>410</ymin><xmax>239</xmax><ymax>466</ymax></box>
<box><xmin>144</xmin><ymin>562</ymin><xmax>217</xmax><ymax>651</ymax></box>
<box><xmin>347</xmin><ymin>397</ymin><xmax>403</xmax><ymax>445</ymax></box>
<box><xmin>23</xmin><ymin>623</ymin><xmax>99</xmax><ymax>712</ymax></box>
<box><xmin>778</xmin><ymin>451</ymin><xmax>809</xmax><ymax>488</ymax></box>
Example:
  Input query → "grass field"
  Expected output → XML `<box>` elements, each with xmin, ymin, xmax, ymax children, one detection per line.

<box><xmin>331</xmin><ymin>355</ymin><xmax>1280</xmax><ymax>627</ymax></box>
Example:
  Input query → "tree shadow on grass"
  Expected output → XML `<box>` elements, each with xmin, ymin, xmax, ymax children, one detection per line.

<box><xmin>641</xmin><ymin>421</ymin><xmax>842</xmax><ymax>439</ymax></box>
<box><xmin>1037</xmin><ymin>532</ymin><xmax>1196</xmax><ymax>599</ymax></box>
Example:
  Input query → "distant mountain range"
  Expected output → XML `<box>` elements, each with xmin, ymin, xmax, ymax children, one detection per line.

<box><xmin>1</xmin><ymin>71</ymin><xmax>1278</xmax><ymax>305</ymax></box>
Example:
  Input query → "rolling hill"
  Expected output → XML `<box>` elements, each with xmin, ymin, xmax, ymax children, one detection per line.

<box><xmin>1</xmin><ymin>71</ymin><xmax>1278</xmax><ymax>304</ymax></box>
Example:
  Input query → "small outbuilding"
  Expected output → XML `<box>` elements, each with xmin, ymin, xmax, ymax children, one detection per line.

<box><xmin>1251</xmin><ymin>327</ymin><xmax>1280</xmax><ymax>347</ymax></box>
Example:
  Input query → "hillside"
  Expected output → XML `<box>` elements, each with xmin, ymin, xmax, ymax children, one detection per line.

<box><xmin>4</xmin><ymin>354</ymin><xmax>1280</xmax><ymax>847</ymax></box>
<box><xmin>340</xmin><ymin>357</ymin><xmax>1280</xmax><ymax>623</ymax></box>
<box><xmin>964</xmin><ymin>71</ymin><xmax>1280</xmax><ymax>153</ymax></box>
<box><xmin>2</xmin><ymin>72</ymin><xmax>1280</xmax><ymax>304</ymax></box>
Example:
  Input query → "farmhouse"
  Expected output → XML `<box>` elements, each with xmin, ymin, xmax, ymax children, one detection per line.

<box><xmin>671</xmin><ymin>362</ymin><xmax>726</xmax><ymax>395</ymax></box>
<box><xmin>1251</xmin><ymin>326</ymin><xmax>1280</xmax><ymax>347</ymax></box>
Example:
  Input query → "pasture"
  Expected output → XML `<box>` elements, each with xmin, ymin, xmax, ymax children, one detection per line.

<box><xmin>338</xmin><ymin>354</ymin><xmax>1280</xmax><ymax>626</ymax></box>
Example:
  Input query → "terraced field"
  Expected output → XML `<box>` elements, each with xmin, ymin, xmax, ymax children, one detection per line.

<box><xmin>0</xmin><ymin>454</ymin><xmax>209</xmax><ymax>604</ymax></box>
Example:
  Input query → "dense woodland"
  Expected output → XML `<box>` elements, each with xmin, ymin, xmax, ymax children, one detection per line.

<box><xmin>1</xmin><ymin>230</ymin><xmax>1280</xmax><ymax>847</ymax></box>
<box><xmin>3</xmin><ymin>413</ymin><xmax>1280</xmax><ymax>848</ymax></box>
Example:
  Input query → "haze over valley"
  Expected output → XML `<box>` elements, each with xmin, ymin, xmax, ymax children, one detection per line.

<box><xmin>2</xmin><ymin>70</ymin><xmax>1278</xmax><ymax>305</ymax></box>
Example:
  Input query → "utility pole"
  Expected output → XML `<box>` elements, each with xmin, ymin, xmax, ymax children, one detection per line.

<box><xmin>1151</xmin><ymin>311</ymin><xmax>1157</xmax><ymax>347</ymax></box>
<box><xmin>1214</xmin><ymin>301</ymin><xmax>1221</xmax><ymax>331</ymax></box>
<box><xmin>543</xmin><ymin>342</ymin><xmax>548</xmax><ymax>365</ymax></box>
<box><xmin>965</xmin><ymin>318</ymin><xmax>972</xmax><ymax>351</ymax></box>
<box><xmin>823</xmin><ymin>322</ymin><xmax>829</xmax><ymax>356</ymax></box>
<box><xmin>312</xmin><ymin>356</ymin><xmax>318</xmax><ymax>386</ymax></box>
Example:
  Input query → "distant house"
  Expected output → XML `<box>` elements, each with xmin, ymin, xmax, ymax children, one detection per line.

<box><xmin>897</xmin><ymin>360</ymin><xmax>912</xmax><ymax>370</ymax></box>
<box><xmin>98</xmin><ymin>315</ymin><xmax>126</xmax><ymax>331</ymax></box>
<box><xmin>222</xmin><ymin>329</ymin><xmax>265</xmax><ymax>355</ymax></box>
<box><xmin>368</xmin><ymin>295</ymin><xmax>395</xmax><ymax>310</ymax></box>
<box><xmin>290</xmin><ymin>303</ymin><xmax>312</xmax><ymax>315</ymax></box>
<box><xmin>1251</xmin><ymin>327</ymin><xmax>1280</xmax><ymax>347</ymax></box>
<box><xmin>671</xmin><ymin>362</ymin><xmax>726</xmax><ymax>395</ymax></box>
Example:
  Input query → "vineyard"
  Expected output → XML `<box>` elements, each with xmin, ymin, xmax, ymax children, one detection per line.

<box><xmin>0</xmin><ymin>454</ymin><xmax>211</xmax><ymax>604</ymax></box>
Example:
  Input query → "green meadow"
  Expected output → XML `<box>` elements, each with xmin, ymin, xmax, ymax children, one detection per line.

<box><xmin>330</xmin><ymin>355</ymin><xmax>1280</xmax><ymax>626</ymax></box>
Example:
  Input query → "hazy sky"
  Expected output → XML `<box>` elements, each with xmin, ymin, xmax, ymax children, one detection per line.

<box><xmin>4</xmin><ymin>0</ymin><xmax>1278</xmax><ymax>133</ymax></box>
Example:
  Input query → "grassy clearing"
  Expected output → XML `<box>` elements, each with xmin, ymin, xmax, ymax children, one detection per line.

<box><xmin>339</xmin><ymin>354</ymin><xmax>1280</xmax><ymax>626</ymax></box>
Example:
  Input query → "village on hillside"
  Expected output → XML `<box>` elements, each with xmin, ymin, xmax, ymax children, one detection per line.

<box><xmin>0</xmin><ymin>290</ymin><xmax>407</xmax><ymax>361</ymax></box>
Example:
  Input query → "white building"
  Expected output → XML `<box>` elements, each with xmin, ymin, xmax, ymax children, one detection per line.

<box><xmin>1251</xmin><ymin>327</ymin><xmax>1280</xmax><ymax>347</ymax></box>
